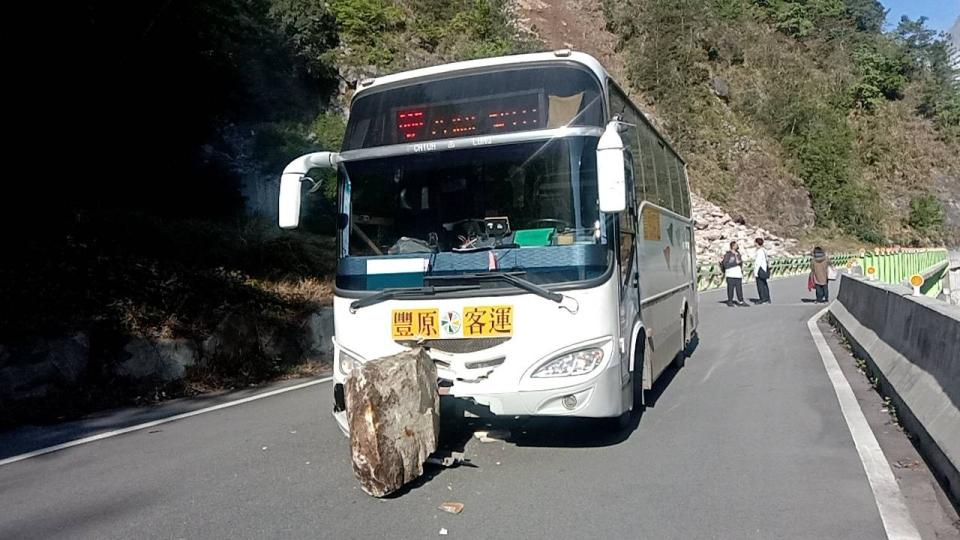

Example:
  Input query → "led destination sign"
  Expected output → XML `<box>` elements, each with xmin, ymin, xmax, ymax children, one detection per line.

<box><xmin>395</xmin><ymin>92</ymin><xmax>543</xmax><ymax>143</ymax></box>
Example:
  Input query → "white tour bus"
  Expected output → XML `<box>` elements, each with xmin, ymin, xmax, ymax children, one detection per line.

<box><xmin>278</xmin><ymin>50</ymin><xmax>698</xmax><ymax>432</ymax></box>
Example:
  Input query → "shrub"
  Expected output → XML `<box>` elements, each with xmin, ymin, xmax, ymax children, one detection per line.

<box><xmin>907</xmin><ymin>194</ymin><xmax>944</xmax><ymax>238</ymax></box>
<box><xmin>850</xmin><ymin>46</ymin><xmax>907</xmax><ymax>109</ymax></box>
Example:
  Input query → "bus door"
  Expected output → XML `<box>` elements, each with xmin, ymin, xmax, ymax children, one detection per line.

<box><xmin>617</xmin><ymin>151</ymin><xmax>641</xmax><ymax>386</ymax></box>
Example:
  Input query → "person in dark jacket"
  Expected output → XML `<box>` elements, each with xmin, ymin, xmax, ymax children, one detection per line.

<box><xmin>722</xmin><ymin>241</ymin><xmax>747</xmax><ymax>307</ymax></box>
<box><xmin>810</xmin><ymin>246</ymin><xmax>830</xmax><ymax>303</ymax></box>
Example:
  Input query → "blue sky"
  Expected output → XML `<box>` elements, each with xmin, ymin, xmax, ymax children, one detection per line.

<box><xmin>882</xmin><ymin>0</ymin><xmax>959</xmax><ymax>33</ymax></box>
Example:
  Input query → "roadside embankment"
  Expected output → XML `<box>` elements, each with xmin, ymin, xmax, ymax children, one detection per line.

<box><xmin>829</xmin><ymin>274</ymin><xmax>960</xmax><ymax>505</ymax></box>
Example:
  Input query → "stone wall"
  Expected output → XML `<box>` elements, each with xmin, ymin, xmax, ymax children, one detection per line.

<box><xmin>0</xmin><ymin>308</ymin><xmax>335</xmax><ymax>423</ymax></box>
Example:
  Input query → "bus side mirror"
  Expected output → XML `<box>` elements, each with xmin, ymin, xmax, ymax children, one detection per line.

<box><xmin>597</xmin><ymin>122</ymin><xmax>626</xmax><ymax>213</ymax></box>
<box><xmin>278</xmin><ymin>151</ymin><xmax>340</xmax><ymax>229</ymax></box>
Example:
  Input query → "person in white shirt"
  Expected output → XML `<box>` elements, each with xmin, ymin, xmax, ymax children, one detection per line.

<box><xmin>721</xmin><ymin>241</ymin><xmax>747</xmax><ymax>306</ymax></box>
<box><xmin>753</xmin><ymin>237</ymin><xmax>771</xmax><ymax>304</ymax></box>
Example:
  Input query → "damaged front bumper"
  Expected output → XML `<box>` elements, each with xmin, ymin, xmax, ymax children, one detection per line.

<box><xmin>330</xmin><ymin>336</ymin><xmax>623</xmax><ymax>436</ymax></box>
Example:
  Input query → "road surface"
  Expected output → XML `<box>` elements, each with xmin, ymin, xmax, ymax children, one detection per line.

<box><xmin>0</xmin><ymin>277</ymin><xmax>899</xmax><ymax>539</ymax></box>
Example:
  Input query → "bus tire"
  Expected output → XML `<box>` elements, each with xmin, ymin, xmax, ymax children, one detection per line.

<box><xmin>632</xmin><ymin>337</ymin><xmax>647</xmax><ymax>412</ymax></box>
<box><xmin>673</xmin><ymin>308</ymin><xmax>689</xmax><ymax>369</ymax></box>
<box><xmin>602</xmin><ymin>340</ymin><xmax>645</xmax><ymax>433</ymax></box>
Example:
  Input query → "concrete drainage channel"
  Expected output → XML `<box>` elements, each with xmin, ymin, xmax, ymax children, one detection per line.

<box><xmin>828</xmin><ymin>274</ymin><xmax>960</xmax><ymax>509</ymax></box>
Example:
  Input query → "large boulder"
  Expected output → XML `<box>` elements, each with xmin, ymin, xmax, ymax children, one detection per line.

<box><xmin>155</xmin><ymin>338</ymin><xmax>198</xmax><ymax>380</ymax></box>
<box><xmin>116</xmin><ymin>337</ymin><xmax>197</xmax><ymax>381</ymax></box>
<box><xmin>44</xmin><ymin>333</ymin><xmax>90</xmax><ymax>384</ymax></box>
<box><xmin>345</xmin><ymin>348</ymin><xmax>439</xmax><ymax>497</ymax></box>
<box><xmin>0</xmin><ymin>333</ymin><xmax>89</xmax><ymax>403</ymax></box>
<box><xmin>302</xmin><ymin>308</ymin><xmax>334</xmax><ymax>362</ymax></box>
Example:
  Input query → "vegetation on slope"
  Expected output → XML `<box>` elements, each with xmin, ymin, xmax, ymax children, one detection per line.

<box><xmin>603</xmin><ymin>0</ymin><xmax>960</xmax><ymax>245</ymax></box>
<box><xmin>3</xmin><ymin>0</ymin><xmax>532</xmax><ymax>425</ymax></box>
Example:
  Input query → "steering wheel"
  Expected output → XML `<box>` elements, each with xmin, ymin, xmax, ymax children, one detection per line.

<box><xmin>523</xmin><ymin>218</ymin><xmax>572</xmax><ymax>231</ymax></box>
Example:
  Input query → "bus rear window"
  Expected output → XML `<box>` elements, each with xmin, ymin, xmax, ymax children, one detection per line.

<box><xmin>344</xmin><ymin>64</ymin><xmax>604</xmax><ymax>150</ymax></box>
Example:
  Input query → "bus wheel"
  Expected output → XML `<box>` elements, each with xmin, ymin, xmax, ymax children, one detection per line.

<box><xmin>633</xmin><ymin>338</ymin><xmax>647</xmax><ymax>412</ymax></box>
<box><xmin>602</xmin><ymin>341</ymin><xmax>645</xmax><ymax>433</ymax></box>
<box><xmin>674</xmin><ymin>310</ymin><xmax>688</xmax><ymax>369</ymax></box>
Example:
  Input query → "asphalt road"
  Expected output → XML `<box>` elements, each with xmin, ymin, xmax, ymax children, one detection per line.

<box><xmin>0</xmin><ymin>276</ymin><xmax>890</xmax><ymax>539</ymax></box>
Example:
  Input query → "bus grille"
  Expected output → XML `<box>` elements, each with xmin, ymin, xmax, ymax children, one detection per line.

<box><xmin>396</xmin><ymin>338</ymin><xmax>510</xmax><ymax>354</ymax></box>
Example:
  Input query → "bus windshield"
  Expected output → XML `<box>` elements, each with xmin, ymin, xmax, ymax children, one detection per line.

<box><xmin>337</xmin><ymin>137</ymin><xmax>611</xmax><ymax>291</ymax></box>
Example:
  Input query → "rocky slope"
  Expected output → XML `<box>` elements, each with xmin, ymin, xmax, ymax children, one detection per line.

<box><xmin>513</xmin><ymin>0</ymin><xmax>960</xmax><ymax>250</ymax></box>
<box><xmin>692</xmin><ymin>193</ymin><xmax>800</xmax><ymax>262</ymax></box>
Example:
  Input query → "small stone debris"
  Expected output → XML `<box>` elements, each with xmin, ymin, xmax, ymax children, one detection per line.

<box><xmin>892</xmin><ymin>459</ymin><xmax>921</xmax><ymax>470</ymax></box>
<box><xmin>439</xmin><ymin>528</ymin><xmax>448</xmax><ymax>536</ymax></box>
<box><xmin>473</xmin><ymin>429</ymin><xmax>510</xmax><ymax>443</ymax></box>
<box><xmin>261</xmin><ymin>446</ymin><xmax>268</xmax><ymax>451</ymax></box>
<box><xmin>439</xmin><ymin>502</ymin><xmax>464</xmax><ymax>515</ymax></box>
<box><xmin>426</xmin><ymin>452</ymin><xmax>467</xmax><ymax>467</ymax></box>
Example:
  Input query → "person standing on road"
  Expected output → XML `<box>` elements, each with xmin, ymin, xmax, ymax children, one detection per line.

<box><xmin>722</xmin><ymin>241</ymin><xmax>747</xmax><ymax>307</ymax></box>
<box><xmin>810</xmin><ymin>246</ymin><xmax>830</xmax><ymax>303</ymax></box>
<box><xmin>753</xmin><ymin>237</ymin><xmax>771</xmax><ymax>304</ymax></box>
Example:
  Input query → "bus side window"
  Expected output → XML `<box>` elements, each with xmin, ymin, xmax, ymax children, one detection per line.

<box><xmin>677</xmin><ymin>161</ymin><xmax>691</xmax><ymax>217</ymax></box>
<box><xmin>667</xmin><ymin>149</ymin><xmax>683</xmax><ymax>216</ymax></box>
<box><xmin>637</xmin><ymin>123</ymin><xmax>658</xmax><ymax>206</ymax></box>
<box><xmin>654</xmin><ymin>141</ymin><xmax>674</xmax><ymax>211</ymax></box>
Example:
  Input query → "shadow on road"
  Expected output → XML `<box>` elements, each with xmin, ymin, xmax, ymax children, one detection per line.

<box><xmin>426</xmin><ymin>332</ymin><xmax>701</xmax><ymax>454</ymax></box>
<box><xmin>388</xmin><ymin>334</ymin><xmax>704</xmax><ymax>495</ymax></box>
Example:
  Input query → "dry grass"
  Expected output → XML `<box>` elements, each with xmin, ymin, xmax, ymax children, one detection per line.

<box><xmin>250</xmin><ymin>276</ymin><xmax>335</xmax><ymax>306</ymax></box>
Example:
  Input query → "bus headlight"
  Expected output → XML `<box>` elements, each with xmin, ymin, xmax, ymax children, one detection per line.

<box><xmin>531</xmin><ymin>348</ymin><xmax>604</xmax><ymax>378</ymax></box>
<box><xmin>338</xmin><ymin>350</ymin><xmax>363</xmax><ymax>376</ymax></box>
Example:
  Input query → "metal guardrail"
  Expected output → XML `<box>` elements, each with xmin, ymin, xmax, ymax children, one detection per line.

<box><xmin>696</xmin><ymin>248</ymin><xmax>949</xmax><ymax>292</ymax></box>
<box><xmin>900</xmin><ymin>260</ymin><xmax>949</xmax><ymax>297</ymax></box>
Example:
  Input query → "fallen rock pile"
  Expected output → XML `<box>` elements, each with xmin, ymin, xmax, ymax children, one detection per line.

<box><xmin>691</xmin><ymin>192</ymin><xmax>800</xmax><ymax>264</ymax></box>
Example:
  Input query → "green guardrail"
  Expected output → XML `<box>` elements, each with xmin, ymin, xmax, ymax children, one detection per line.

<box><xmin>696</xmin><ymin>248</ymin><xmax>949</xmax><ymax>293</ymax></box>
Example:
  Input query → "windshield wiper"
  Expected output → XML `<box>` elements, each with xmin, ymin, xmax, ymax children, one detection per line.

<box><xmin>425</xmin><ymin>271</ymin><xmax>563</xmax><ymax>304</ymax></box>
<box><xmin>349</xmin><ymin>284</ymin><xmax>480</xmax><ymax>312</ymax></box>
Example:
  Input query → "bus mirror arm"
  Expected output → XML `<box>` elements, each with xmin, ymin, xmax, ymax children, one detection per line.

<box><xmin>278</xmin><ymin>151</ymin><xmax>341</xmax><ymax>229</ymax></box>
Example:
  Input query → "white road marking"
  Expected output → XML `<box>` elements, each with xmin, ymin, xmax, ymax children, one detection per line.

<box><xmin>807</xmin><ymin>307</ymin><xmax>920</xmax><ymax>540</ymax></box>
<box><xmin>0</xmin><ymin>377</ymin><xmax>333</xmax><ymax>467</ymax></box>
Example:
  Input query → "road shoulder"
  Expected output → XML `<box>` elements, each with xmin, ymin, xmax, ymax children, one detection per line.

<box><xmin>0</xmin><ymin>376</ymin><xmax>332</xmax><ymax>463</ymax></box>
<box><xmin>818</xmin><ymin>317</ymin><xmax>960</xmax><ymax>539</ymax></box>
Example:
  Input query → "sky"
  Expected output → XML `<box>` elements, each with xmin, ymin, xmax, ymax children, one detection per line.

<box><xmin>882</xmin><ymin>0</ymin><xmax>960</xmax><ymax>33</ymax></box>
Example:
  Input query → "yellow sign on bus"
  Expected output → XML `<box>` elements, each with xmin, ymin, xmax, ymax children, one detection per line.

<box><xmin>391</xmin><ymin>308</ymin><xmax>440</xmax><ymax>339</ymax></box>
<box><xmin>391</xmin><ymin>306</ymin><xmax>514</xmax><ymax>339</ymax></box>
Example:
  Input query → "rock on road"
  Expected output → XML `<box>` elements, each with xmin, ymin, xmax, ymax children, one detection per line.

<box><xmin>0</xmin><ymin>276</ymin><xmax>888</xmax><ymax>539</ymax></box>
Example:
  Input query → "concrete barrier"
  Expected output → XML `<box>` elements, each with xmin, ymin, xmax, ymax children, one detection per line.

<box><xmin>947</xmin><ymin>251</ymin><xmax>960</xmax><ymax>306</ymax></box>
<box><xmin>829</xmin><ymin>274</ymin><xmax>960</xmax><ymax>505</ymax></box>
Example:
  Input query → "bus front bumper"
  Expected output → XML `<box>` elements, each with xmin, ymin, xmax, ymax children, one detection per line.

<box><xmin>331</xmin><ymin>359</ymin><xmax>624</xmax><ymax>435</ymax></box>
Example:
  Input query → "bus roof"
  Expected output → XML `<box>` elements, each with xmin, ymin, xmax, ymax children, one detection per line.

<box><xmin>353</xmin><ymin>50</ymin><xmax>611</xmax><ymax>100</ymax></box>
